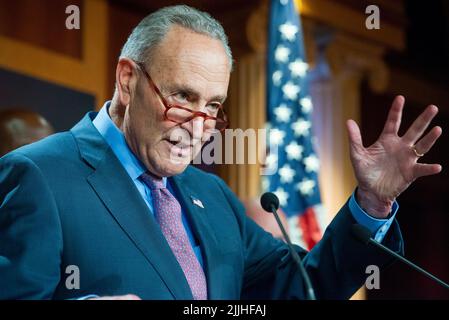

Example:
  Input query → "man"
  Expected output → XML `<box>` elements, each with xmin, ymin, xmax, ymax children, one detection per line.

<box><xmin>0</xmin><ymin>5</ymin><xmax>442</xmax><ymax>300</ymax></box>
<box><xmin>0</xmin><ymin>109</ymin><xmax>54</xmax><ymax>156</ymax></box>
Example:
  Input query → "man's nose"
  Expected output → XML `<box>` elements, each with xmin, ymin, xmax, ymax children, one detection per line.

<box><xmin>181</xmin><ymin>117</ymin><xmax>205</xmax><ymax>141</ymax></box>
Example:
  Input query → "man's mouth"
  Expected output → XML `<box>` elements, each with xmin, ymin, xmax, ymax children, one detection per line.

<box><xmin>165</xmin><ymin>138</ymin><xmax>193</xmax><ymax>158</ymax></box>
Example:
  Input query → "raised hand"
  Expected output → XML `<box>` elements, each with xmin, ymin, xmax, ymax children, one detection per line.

<box><xmin>346</xmin><ymin>95</ymin><xmax>442</xmax><ymax>218</ymax></box>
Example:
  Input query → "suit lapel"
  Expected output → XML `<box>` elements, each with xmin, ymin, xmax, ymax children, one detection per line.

<box><xmin>170</xmin><ymin>173</ymin><xmax>224</xmax><ymax>299</ymax></box>
<box><xmin>71</xmin><ymin>114</ymin><xmax>192</xmax><ymax>299</ymax></box>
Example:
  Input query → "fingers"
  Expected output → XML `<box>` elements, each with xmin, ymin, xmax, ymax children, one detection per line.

<box><xmin>381</xmin><ymin>95</ymin><xmax>404</xmax><ymax>135</ymax></box>
<box><xmin>414</xmin><ymin>126</ymin><xmax>442</xmax><ymax>155</ymax></box>
<box><xmin>403</xmin><ymin>105</ymin><xmax>439</xmax><ymax>144</ymax></box>
<box><xmin>346</xmin><ymin>119</ymin><xmax>364</xmax><ymax>149</ymax></box>
<box><xmin>413</xmin><ymin>163</ymin><xmax>442</xmax><ymax>179</ymax></box>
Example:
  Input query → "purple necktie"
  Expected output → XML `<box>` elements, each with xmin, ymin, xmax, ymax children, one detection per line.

<box><xmin>141</xmin><ymin>172</ymin><xmax>208</xmax><ymax>300</ymax></box>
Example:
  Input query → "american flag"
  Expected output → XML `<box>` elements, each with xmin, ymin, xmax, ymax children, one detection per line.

<box><xmin>264</xmin><ymin>0</ymin><xmax>325</xmax><ymax>250</ymax></box>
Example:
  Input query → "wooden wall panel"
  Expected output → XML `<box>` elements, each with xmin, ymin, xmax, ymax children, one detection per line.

<box><xmin>0</xmin><ymin>0</ymin><xmax>109</xmax><ymax>109</ymax></box>
<box><xmin>107</xmin><ymin>1</ymin><xmax>145</xmax><ymax>98</ymax></box>
<box><xmin>0</xmin><ymin>0</ymin><xmax>83</xmax><ymax>59</ymax></box>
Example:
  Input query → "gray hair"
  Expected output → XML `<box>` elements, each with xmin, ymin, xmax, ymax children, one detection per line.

<box><xmin>120</xmin><ymin>5</ymin><xmax>233</xmax><ymax>70</ymax></box>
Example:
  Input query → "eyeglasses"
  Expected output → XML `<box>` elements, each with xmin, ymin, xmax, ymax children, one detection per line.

<box><xmin>135</xmin><ymin>61</ymin><xmax>228</xmax><ymax>132</ymax></box>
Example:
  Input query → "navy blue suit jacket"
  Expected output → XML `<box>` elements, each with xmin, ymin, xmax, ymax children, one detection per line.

<box><xmin>0</xmin><ymin>112</ymin><xmax>403</xmax><ymax>299</ymax></box>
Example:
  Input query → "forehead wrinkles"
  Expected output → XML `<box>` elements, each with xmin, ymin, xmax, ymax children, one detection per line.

<box><xmin>154</xmin><ymin>51</ymin><xmax>228</xmax><ymax>78</ymax></box>
<box><xmin>152</xmin><ymin>56</ymin><xmax>229</xmax><ymax>95</ymax></box>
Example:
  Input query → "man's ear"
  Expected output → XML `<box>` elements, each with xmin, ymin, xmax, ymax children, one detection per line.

<box><xmin>116</xmin><ymin>58</ymin><xmax>138</xmax><ymax>106</ymax></box>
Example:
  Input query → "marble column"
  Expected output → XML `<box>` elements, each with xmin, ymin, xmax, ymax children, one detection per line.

<box><xmin>218</xmin><ymin>1</ymin><xmax>268</xmax><ymax>201</ymax></box>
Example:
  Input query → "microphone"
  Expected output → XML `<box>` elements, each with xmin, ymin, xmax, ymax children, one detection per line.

<box><xmin>351</xmin><ymin>224</ymin><xmax>449</xmax><ymax>290</ymax></box>
<box><xmin>260</xmin><ymin>192</ymin><xmax>317</xmax><ymax>300</ymax></box>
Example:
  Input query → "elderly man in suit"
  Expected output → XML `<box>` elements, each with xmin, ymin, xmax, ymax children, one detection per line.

<box><xmin>0</xmin><ymin>5</ymin><xmax>442</xmax><ymax>300</ymax></box>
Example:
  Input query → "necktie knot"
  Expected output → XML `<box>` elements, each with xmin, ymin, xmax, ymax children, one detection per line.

<box><xmin>140</xmin><ymin>172</ymin><xmax>165</xmax><ymax>190</ymax></box>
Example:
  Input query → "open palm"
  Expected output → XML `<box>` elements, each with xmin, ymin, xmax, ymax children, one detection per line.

<box><xmin>347</xmin><ymin>96</ymin><xmax>442</xmax><ymax>218</ymax></box>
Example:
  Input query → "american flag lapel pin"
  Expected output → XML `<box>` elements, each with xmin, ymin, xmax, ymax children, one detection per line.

<box><xmin>191</xmin><ymin>197</ymin><xmax>204</xmax><ymax>209</ymax></box>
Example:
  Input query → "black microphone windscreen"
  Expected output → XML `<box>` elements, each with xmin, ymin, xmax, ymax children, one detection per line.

<box><xmin>351</xmin><ymin>224</ymin><xmax>372</xmax><ymax>245</ymax></box>
<box><xmin>260</xmin><ymin>192</ymin><xmax>280</xmax><ymax>212</ymax></box>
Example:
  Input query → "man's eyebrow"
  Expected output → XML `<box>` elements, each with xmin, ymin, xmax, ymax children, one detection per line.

<box><xmin>166</xmin><ymin>84</ymin><xmax>227</xmax><ymax>104</ymax></box>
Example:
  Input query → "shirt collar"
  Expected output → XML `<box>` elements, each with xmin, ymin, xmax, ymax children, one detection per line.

<box><xmin>92</xmin><ymin>101</ymin><xmax>167</xmax><ymax>186</ymax></box>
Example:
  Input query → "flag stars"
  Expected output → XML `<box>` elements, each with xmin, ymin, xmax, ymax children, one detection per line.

<box><xmin>304</xmin><ymin>154</ymin><xmax>320</xmax><ymax>172</ymax></box>
<box><xmin>296</xmin><ymin>178</ymin><xmax>316</xmax><ymax>196</ymax></box>
<box><xmin>291</xmin><ymin>118</ymin><xmax>311</xmax><ymax>137</ymax></box>
<box><xmin>285</xmin><ymin>141</ymin><xmax>304</xmax><ymax>160</ymax></box>
<box><xmin>279</xmin><ymin>22</ymin><xmax>299</xmax><ymax>42</ymax></box>
<box><xmin>289</xmin><ymin>59</ymin><xmax>308</xmax><ymax>78</ymax></box>
<box><xmin>272</xmin><ymin>70</ymin><xmax>283</xmax><ymax>86</ymax></box>
<box><xmin>279</xmin><ymin>164</ymin><xmax>296</xmax><ymax>183</ymax></box>
<box><xmin>269</xmin><ymin>128</ymin><xmax>286</xmax><ymax>145</ymax></box>
<box><xmin>274</xmin><ymin>104</ymin><xmax>292</xmax><ymax>122</ymax></box>
<box><xmin>275</xmin><ymin>45</ymin><xmax>290</xmax><ymax>63</ymax></box>
<box><xmin>268</xmin><ymin>0</ymin><xmax>322</xmax><ymax>217</ymax></box>
<box><xmin>282</xmin><ymin>81</ymin><xmax>301</xmax><ymax>100</ymax></box>
<box><xmin>274</xmin><ymin>187</ymin><xmax>289</xmax><ymax>206</ymax></box>
<box><xmin>300</xmin><ymin>97</ymin><xmax>313</xmax><ymax>113</ymax></box>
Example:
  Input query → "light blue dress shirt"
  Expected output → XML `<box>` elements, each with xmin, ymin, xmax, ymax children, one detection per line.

<box><xmin>349</xmin><ymin>193</ymin><xmax>398</xmax><ymax>242</ymax></box>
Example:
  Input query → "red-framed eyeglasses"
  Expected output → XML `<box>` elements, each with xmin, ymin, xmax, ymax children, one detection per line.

<box><xmin>135</xmin><ymin>61</ymin><xmax>228</xmax><ymax>132</ymax></box>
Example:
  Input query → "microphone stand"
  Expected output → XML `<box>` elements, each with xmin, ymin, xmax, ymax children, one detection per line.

<box><xmin>366</xmin><ymin>234</ymin><xmax>449</xmax><ymax>290</ymax></box>
<box><xmin>268</xmin><ymin>203</ymin><xmax>317</xmax><ymax>300</ymax></box>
